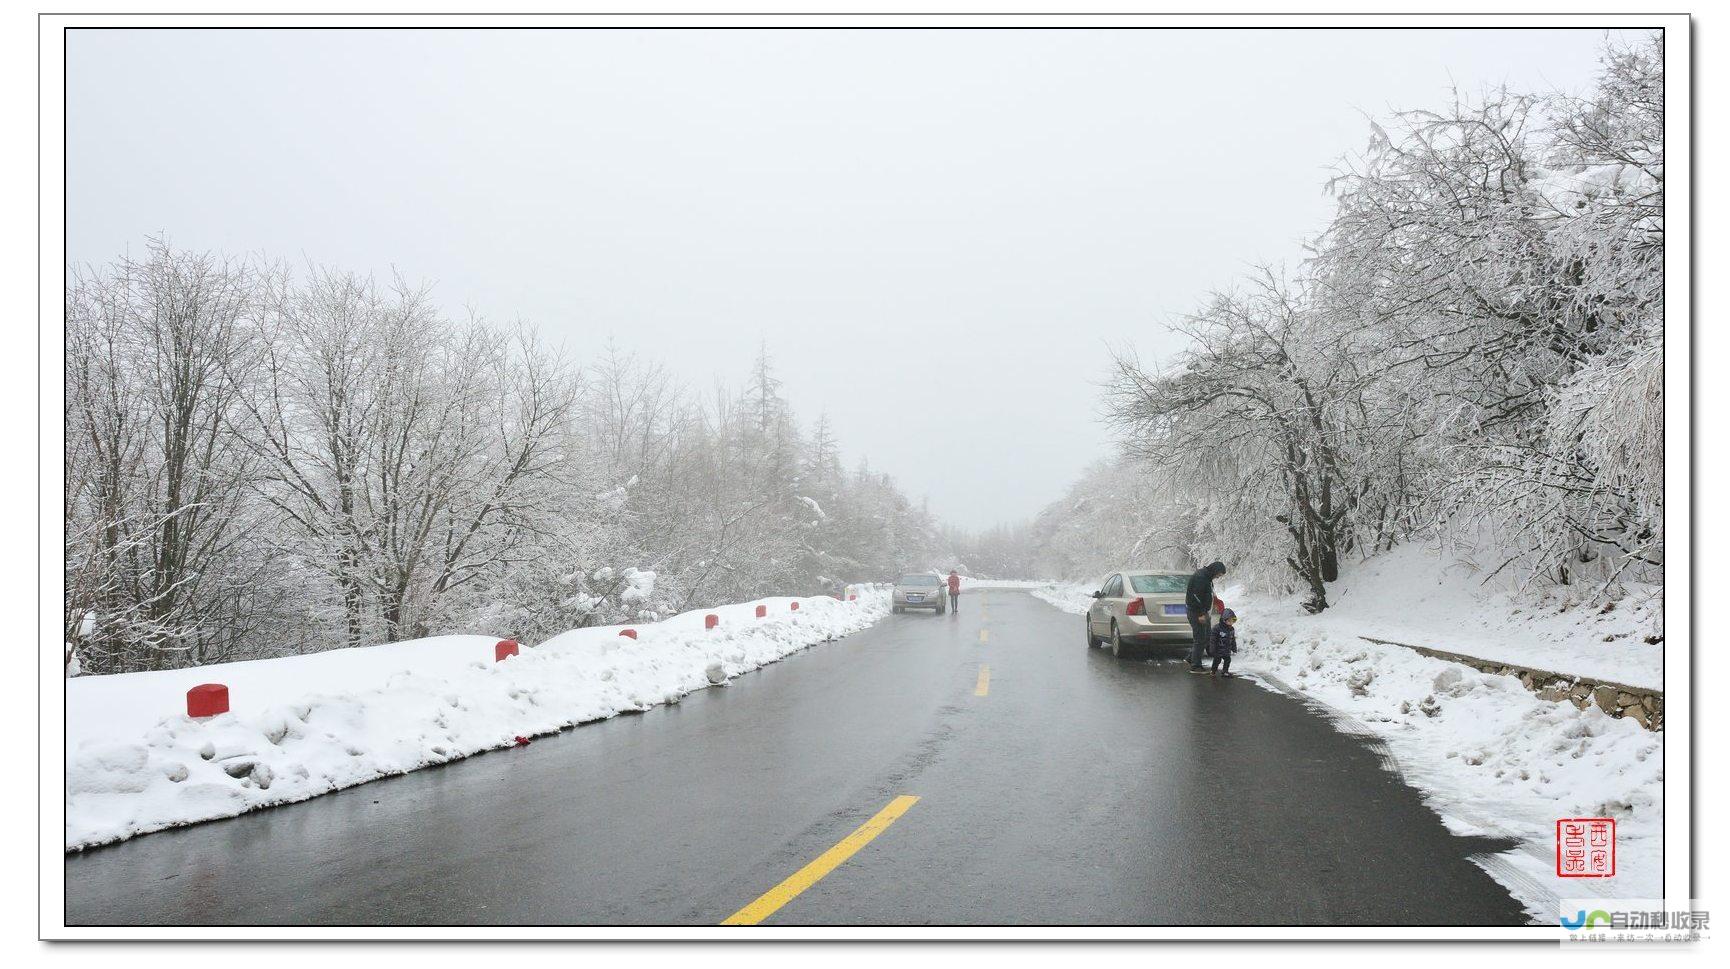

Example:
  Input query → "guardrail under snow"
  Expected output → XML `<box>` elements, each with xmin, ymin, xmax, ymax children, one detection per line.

<box><xmin>64</xmin><ymin>591</ymin><xmax>890</xmax><ymax>851</ymax></box>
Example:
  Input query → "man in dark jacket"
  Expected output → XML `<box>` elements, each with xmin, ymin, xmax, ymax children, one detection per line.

<box><xmin>1185</xmin><ymin>561</ymin><xmax>1227</xmax><ymax>672</ymax></box>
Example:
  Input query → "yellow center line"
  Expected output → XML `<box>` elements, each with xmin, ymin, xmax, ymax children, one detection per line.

<box><xmin>721</xmin><ymin>795</ymin><xmax>921</xmax><ymax>926</ymax></box>
<box><xmin>975</xmin><ymin>664</ymin><xmax>990</xmax><ymax>696</ymax></box>
<box><xmin>978</xmin><ymin>628</ymin><xmax>989</xmax><ymax>644</ymax></box>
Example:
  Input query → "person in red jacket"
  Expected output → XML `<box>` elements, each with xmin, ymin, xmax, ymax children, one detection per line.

<box><xmin>947</xmin><ymin>570</ymin><xmax>962</xmax><ymax>613</ymax></box>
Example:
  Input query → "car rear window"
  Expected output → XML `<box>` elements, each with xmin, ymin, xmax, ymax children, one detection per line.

<box><xmin>898</xmin><ymin>574</ymin><xmax>940</xmax><ymax>586</ymax></box>
<box><xmin>1129</xmin><ymin>574</ymin><xmax>1185</xmax><ymax>594</ymax></box>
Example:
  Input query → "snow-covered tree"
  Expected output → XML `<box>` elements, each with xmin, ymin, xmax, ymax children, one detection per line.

<box><xmin>67</xmin><ymin>246</ymin><xmax>941</xmax><ymax>671</ymax></box>
<box><xmin>64</xmin><ymin>241</ymin><xmax>289</xmax><ymax>672</ymax></box>
<box><xmin>1069</xmin><ymin>34</ymin><xmax>1665</xmax><ymax>608</ymax></box>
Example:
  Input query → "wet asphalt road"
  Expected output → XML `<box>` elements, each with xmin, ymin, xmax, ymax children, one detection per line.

<box><xmin>65</xmin><ymin>590</ymin><xmax>1528</xmax><ymax>927</ymax></box>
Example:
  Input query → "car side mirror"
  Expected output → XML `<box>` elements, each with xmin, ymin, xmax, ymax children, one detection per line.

<box><xmin>1091</xmin><ymin>591</ymin><xmax>1104</xmax><ymax>599</ymax></box>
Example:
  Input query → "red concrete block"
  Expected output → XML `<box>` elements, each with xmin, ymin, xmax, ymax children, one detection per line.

<box><xmin>187</xmin><ymin>683</ymin><xmax>228</xmax><ymax>718</ymax></box>
<box><xmin>495</xmin><ymin>639</ymin><xmax>519</xmax><ymax>662</ymax></box>
<box><xmin>705</xmin><ymin>614</ymin><xmax>720</xmax><ymax>630</ymax></box>
<box><xmin>618</xmin><ymin>628</ymin><xmax>637</xmax><ymax>640</ymax></box>
<box><xmin>790</xmin><ymin>601</ymin><xmax>800</xmax><ymax>611</ymax></box>
<box><xmin>755</xmin><ymin>604</ymin><xmax>767</xmax><ymax>618</ymax></box>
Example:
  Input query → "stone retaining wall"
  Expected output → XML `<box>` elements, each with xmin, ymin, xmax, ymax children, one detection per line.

<box><xmin>1357</xmin><ymin>636</ymin><xmax>1662</xmax><ymax>731</ymax></box>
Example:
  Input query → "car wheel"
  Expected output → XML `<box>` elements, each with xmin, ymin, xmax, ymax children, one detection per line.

<box><xmin>1085</xmin><ymin>618</ymin><xmax>1099</xmax><ymax>648</ymax></box>
<box><xmin>1110</xmin><ymin>623</ymin><xmax>1133</xmax><ymax>659</ymax></box>
<box><xmin>893</xmin><ymin>605</ymin><xmax>902</xmax><ymax>614</ymax></box>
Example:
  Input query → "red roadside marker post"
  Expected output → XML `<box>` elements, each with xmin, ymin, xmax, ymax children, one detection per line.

<box><xmin>495</xmin><ymin>639</ymin><xmax>519</xmax><ymax>662</ymax></box>
<box><xmin>186</xmin><ymin>683</ymin><xmax>229</xmax><ymax>718</ymax></box>
<box><xmin>705</xmin><ymin>614</ymin><xmax>720</xmax><ymax>630</ymax></box>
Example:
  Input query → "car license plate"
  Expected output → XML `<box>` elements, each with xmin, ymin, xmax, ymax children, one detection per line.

<box><xmin>1163</xmin><ymin>604</ymin><xmax>1186</xmax><ymax>616</ymax></box>
<box><xmin>907</xmin><ymin>594</ymin><xmax>923</xmax><ymax>602</ymax></box>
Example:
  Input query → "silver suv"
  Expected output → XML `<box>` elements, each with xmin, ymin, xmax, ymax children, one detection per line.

<box><xmin>892</xmin><ymin>573</ymin><xmax>947</xmax><ymax>614</ymax></box>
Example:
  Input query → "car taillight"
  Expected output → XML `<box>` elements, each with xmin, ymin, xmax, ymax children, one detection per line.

<box><xmin>1126</xmin><ymin>597</ymin><xmax>1145</xmax><ymax>616</ymax></box>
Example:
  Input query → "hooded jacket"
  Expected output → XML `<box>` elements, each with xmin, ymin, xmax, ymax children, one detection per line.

<box><xmin>1210</xmin><ymin>609</ymin><xmax>1238</xmax><ymax>657</ymax></box>
<box><xmin>1186</xmin><ymin>561</ymin><xmax>1226</xmax><ymax>618</ymax></box>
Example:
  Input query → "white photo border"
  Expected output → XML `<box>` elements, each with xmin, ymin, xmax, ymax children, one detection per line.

<box><xmin>37</xmin><ymin>6</ymin><xmax>1694</xmax><ymax>942</ymax></box>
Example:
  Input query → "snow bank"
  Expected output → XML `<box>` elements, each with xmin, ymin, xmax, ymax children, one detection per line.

<box><xmin>1028</xmin><ymin>573</ymin><xmax>1662</xmax><ymax>922</ymax></box>
<box><xmin>1235</xmin><ymin>617</ymin><xmax>1661</xmax><ymax>920</ymax></box>
<box><xmin>67</xmin><ymin>634</ymin><xmax>501</xmax><ymax>752</ymax></box>
<box><xmin>1286</xmin><ymin>544</ymin><xmax>1662</xmax><ymax>690</ymax></box>
<box><xmin>957</xmin><ymin>578</ymin><xmax>1051</xmax><ymax>590</ymax></box>
<box><xmin>1039</xmin><ymin>545</ymin><xmax>1661</xmax><ymax>689</ymax></box>
<box><xmin>65</xmin><ymin>592</ymin><xmax>890</xmax><ymax>851</ymax></box>
<box><xmin>1031</xmin><ymin>583</ymin><xmax>1098</xmax><ymax>614</ymax></box>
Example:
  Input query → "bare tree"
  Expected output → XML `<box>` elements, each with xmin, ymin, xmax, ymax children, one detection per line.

<box><xmin>64</xmin><ymin>241</ymin><xmax>271</xmax><ymax>672</ymax></box>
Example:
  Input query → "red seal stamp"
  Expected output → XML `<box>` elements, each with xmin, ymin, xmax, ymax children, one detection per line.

<box><xmin>1556</xmin><ymin>818</ymin><xmax>1616</xmax><ymax>877</ymax></box>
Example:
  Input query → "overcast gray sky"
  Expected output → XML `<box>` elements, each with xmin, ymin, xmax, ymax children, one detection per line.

<box><xmin>67</xmin><ymin>27</ymin><xmax>1615</xmax><ymax>530</ymax></box>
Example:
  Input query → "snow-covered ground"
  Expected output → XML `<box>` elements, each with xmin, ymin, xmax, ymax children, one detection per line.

<box><xmin>1277</xmin><ymin>544</ymin><xmax>1662</xmax><ymax>689</ymax></box>
<box><xmin>1029</xmin><ymin>583</ymin><xmax>1100</xmax><ymax>615</ymax></box>
<box><xmin>890</xmin><ymin>573</ymin><xmax>1047</xmax><ymax>591</ymax></box>
<box><xmin>1037</xmin><ymin>544</ymin><xmax>1661</xmax><ymax>688</ymax></box>
<box><xmin>65</xmin><ymin>591</ymin><xmax>889</xmax><ymax>851</ymax></box>
<box><xmin>957</xmin><ymin>577</ymin><xmax>1049</xmax><ymax>590</ymax></box>
<box><xmin>1030</xmin><ymin>554</ymin><xmax>1664</xmax><ymax>923</ymax></box>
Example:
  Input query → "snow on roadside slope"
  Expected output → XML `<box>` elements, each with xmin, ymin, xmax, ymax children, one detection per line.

<box><xmin>1037</xmin><ymin>545</ymin><xmax>1661</xmax><ymax>688</ymax></box>
<box><xmin>66</xmin><ymin>592</ymin><xmax>889</xmax><ymax>851</ymax></box>
<box><xmin>1029</xmin><ymin>576</ymin><xmax>1662</xmax><ymax>921</ymax></box>
<box><xmin>1236</xmin><ymin>609</ymin><xmax>1661</xmax><ymax>921</ymax></box>
<box><xmin>1285</xmin><ymin>543</ymin><xmax>1662</xmax><ymax>689</ymax></box>
<box><xmin>1030</xmin><ymin>583</ymin><xmax>1098</xmax><ymax>615</ymax></box>
<box><xmin>957</xmin><ymin>577</ymin><xmax>1049</xmax><ymax>590</ymax></box>
<box><xmin>884</xmin><ymin>574</ymin><xmax>1046</xmax><ymax>591</ymax></box>
<box><xmin>68</xmin><ymin>634</ymin><xmax>499</xmax><ymax>752</ymax></box>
